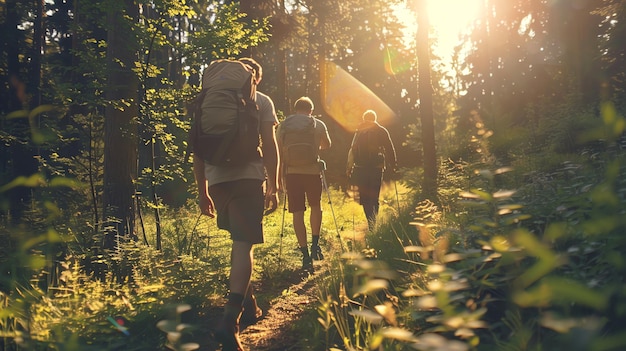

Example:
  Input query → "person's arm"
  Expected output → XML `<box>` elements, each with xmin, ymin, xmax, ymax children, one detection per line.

<box><xmin>318</xmin><ymin>119</ymin><xmax>331</xmax><ymax>150</ymax></box>
<box><xmin>260</xmin><ymin>121</ymin><xmax>279</xmax><ymax>213</ymax></box>
<box><xmin>193</xmin><ymin>154</ymin><xmax>215</xmax><ymax>218</ymax></box>
<box><xmin>381</xmin><ymin>127</ymin><xmax>397</xmax><ymax>171</ymax></box>
<box><xmin>275</xmin><ymin>123</ymin><xmax>283</xmax><ymax>187</ymax></box>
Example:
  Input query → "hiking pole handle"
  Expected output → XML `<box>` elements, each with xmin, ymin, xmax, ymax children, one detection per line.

<box><xmin>318</xmin><ymin>159</ymin><xmax>327</xmax><ymax>172</ymax></box>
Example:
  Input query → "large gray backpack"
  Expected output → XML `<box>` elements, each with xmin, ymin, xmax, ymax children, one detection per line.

<box><xmin>280</xmin><ymin>115</ymin><xmax>319</xmax><ymax>168</ymax></box>
<box><xmin>186</xmin><ymin>59</ymin><xmax>260</xmax><ymax>166</ymax></box>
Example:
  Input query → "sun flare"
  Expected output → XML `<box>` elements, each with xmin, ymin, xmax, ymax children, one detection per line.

<box><xmin>324</xmin><ymin>1</ymin><xmax>484</xmax><ymax>125</ymax></box>
<box><xmin>395</xmin><ymin>0</ymin><xmax>483</xmax><ymax>58</ymax></box>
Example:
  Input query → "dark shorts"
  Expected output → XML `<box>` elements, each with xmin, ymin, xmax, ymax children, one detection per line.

<box><xmin>208</xmin><ymin>179</ymin><xmax>265</xmax><ymax>244</ymax></box>
<box><xmin>352</xmin><ymin>167</ymin><xmax>383</xmax><ymax>206</ymax></box>
<box><xmin>285</xmin><ymin>173</ymin><xmax>322</xmax><ymax>213</ymax></box>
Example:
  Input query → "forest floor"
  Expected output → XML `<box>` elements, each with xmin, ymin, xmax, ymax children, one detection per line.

<box><xmin>194</xmin><ymin>225</ymin><xmax>368</xmax><ymax>351</ymax></box>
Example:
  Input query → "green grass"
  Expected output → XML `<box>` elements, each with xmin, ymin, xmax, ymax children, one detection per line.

<box><xmin>3</xmin><ymin>156</ymin><xmax>625</xmax><ymax>351</ymax></box>
<box><xmin>3</xmin><ymin>124</ymin><xmax>626</xmax><ymax>351</ymax></box>
<box><xmin>0</xmin><ymin>182</ymin><xmax>383</xmax><ymax>350</ymax></box>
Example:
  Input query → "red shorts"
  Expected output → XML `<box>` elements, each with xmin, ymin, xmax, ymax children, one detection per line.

<box><xmin>285</xmin><ymin>174</ymin><xmax>322</xmax><ymax>213</ymax></box>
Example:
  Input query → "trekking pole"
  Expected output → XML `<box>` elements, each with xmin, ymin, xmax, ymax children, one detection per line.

<box><xmin>352</xmin><ymin>213</ymin><xmax>356</xmax><ymax>245</ymax></box>
<box><xmin>278</xmin><ymin>190</ymin><xmax>287</xmax><ymax>267</ymax></box>
<box><xmin>206</xmin><ymin>217</ymin><xmax>211</xmax><ymax>253</ymax></box>
<box><xmin>394</xmin><ymin>180</ymin><xmax>401</xmax><ymax>214</ymax></box>
<box><xmin>319</xmin><ymin>160</ymin><xmax>345</xmax><ymax>252</ymax></box>
<box><xmin>186</xmin><ymin>212</ymin><xmax>203</xmax><ymax>255</ymax></box>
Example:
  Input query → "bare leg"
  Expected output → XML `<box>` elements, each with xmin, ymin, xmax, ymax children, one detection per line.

<box><xmin>293</xmin><ymin>210</ymin><xmax>312</xmax><ymax>271</ymax></box>
<box><xmin>293</xmin><ymin>211</ymin><xmax>307</xmax><ymax>247</ymax></box>
<box><xmin>310</xmin><ymin>205</ymin><xmax>322</xmax><ymax>236</ymax></box>
<box><xmin>216</xmin><ymin>240</ymin><xmax>253</xmax><ymax>351</ymax></box>
<box><xmin>230</xmin><ymin>240</ymin><xmax>254</xmax><ymax>295</ymax></box>
<box><xmin>310</xmin><ymin>205</ymin><xmax>324</xmax><ymax>260</ymax></box>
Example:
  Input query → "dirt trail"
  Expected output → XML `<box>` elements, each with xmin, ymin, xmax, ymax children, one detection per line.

<box><xmin>198</xmin><ymin>226</ymin><xmax>368</xmax><ymax>351</ymax></box>
<box><xmin>241</xmin><ymin>226</ymin><xmax>368</xmax><ymax>350</ymax></box>
<box><xmin>240</xmin><ymin>266</ymin><xmax>326</xmax><ymax>350</ymax></box>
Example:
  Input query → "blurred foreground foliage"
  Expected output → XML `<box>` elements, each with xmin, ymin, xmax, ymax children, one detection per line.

<box><xmin>314</xmin><ymin>101</ymin><xmax>626</xmax><ymax>351</ymax></box>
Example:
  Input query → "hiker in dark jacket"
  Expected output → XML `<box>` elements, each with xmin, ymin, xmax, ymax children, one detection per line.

<box><xmin>276</xmin><ymin>97</ymin><xmax>331</xmax><ymax>272</ymax></box>
<box><xmin>346</xmin><ymin>109</ymin><xmax>397</xmax><ymax>231</ymax></box>
<box><xmin>193</xmin><ymin>57</ymin><xmax>279</xmax><ymax>351</ymax></box>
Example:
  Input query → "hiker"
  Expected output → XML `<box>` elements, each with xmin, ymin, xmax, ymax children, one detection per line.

<box><xmin>276</xmin><ymin>96</ymin><xmax>331</xmax><ymax>272</ymax></box>
<box><xmin>193</xmin><ymin>57</ymin><xmax>279</xmax><ymax>351</ymax></box>
<box><xmin>346</xmin><ymin>109</ymin><xmax>397</xmax><ymax>231</ymax></box>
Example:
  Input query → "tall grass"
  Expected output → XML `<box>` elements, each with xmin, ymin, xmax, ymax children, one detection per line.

<box><xmin>0</xmin><ymin>176</ymin><xmax>374</xmax><ymax>350</ymax></box>
<box><xmin>311</xmin><ymin>103</ymin><xmax>626</xmax><ymax>351</ymax></box>
<box><xmin>2</xmin><ymin>102</ymin><xmax>625</xmax><ymax>350</ymax></box>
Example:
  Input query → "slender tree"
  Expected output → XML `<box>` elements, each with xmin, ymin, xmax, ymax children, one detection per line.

<box><xmin>550</xmin><ymin>0</ymin><xmax>604</xmax><ymax>103</ymax></box>
<box><xmin>416</xmin><ymin>0</ymin><xmax>437</xmax><ymax>197</ymax></box>
<box><xmin>102</xmin><ymin>0</ymin><xmax>139</xmax><ymax>248</ymax></box>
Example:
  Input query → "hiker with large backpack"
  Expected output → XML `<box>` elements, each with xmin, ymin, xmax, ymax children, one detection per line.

<box><xmin>191</xmin><ymin>58</ymin><xmax>279</xmax><ymax>351</ymax></box>
<box><xmin>346</xmin><ymin>109</ymin><xmax>397</xmax><ymax>231</ymax></box>
<box><xmin>276</xmin><ymin>97</ymin><xmax>331</xmax><ymax>272</ymax></box>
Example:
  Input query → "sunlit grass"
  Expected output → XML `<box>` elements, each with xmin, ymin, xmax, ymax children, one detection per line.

<box><xmin>0</xmin><ymin>183</ymin><xmax>382</xmax><ymax>350</ymax></box>
<box><xmin>3</xmin><ymin>125</ymin><xmax>626</xmax><ymax>350</ymax></box>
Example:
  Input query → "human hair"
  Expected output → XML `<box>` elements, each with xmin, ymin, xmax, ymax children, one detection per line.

<box><xmin>362</xmin><ymin>109</ymin><xmax>377</xmax><ymax>122</ymax></box>
<box><xmin>239</xmin><ymin>57</ymin><xmax>262</xmax><ymax>83</ymax></box>
<box><xmin>294</xmin><ymin>96</ymin><xmax>314</xmax><ymax>114</ymax></box>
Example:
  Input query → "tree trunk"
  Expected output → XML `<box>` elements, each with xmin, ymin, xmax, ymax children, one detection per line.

<box><xmin>3</xmin><ymin>0</ymin><xmax>38</xmax><ymax>224</ymax></box>
<box><xmin>416</xmin><ymin>0</ymin><xmax>438</xmax><ymax>198</ymax></box>
<box><xmin>102</xmin><ymin>0</ymin><xmax>139</xmax><ymax>249</ymax></box>
<box><xmin>277</xmin><ymin>48</ymin><xmax>288</xmax><ymax>112</ymax></box>
<box><xmin>31</xmin><ymin>0</ymin><xmax>44</xmax><ymax>107</ymax></box>
<box><xmin>239</xmin><ymin>0</ymin><xmax>253</xmax><ymax>57</ymax></box>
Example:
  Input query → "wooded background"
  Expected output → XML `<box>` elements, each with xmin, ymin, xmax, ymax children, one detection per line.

<box><xmin>1</xmin><ymin>0</ymin><xmax>625</xmax><ymax>258</ymax></box>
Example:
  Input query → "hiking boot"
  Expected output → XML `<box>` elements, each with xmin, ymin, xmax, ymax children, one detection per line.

<box><xmin>214</xmin><ymin>319</ymin><xmax>245</xmax><ymax>351</ymax></box>
<box><xmin>311</xmin><ymin>245</ymin><xmax>324</xmax><ymax>261</ymax></box>
<box><xmin>241</xmin><ymin>294</ymin><xmax>263</xmax><ymax>325</ymax></box>
<box><xmin>302</xmin><ymin>255</ymin><xmax>314</xmax><ymax>272</ymax></box>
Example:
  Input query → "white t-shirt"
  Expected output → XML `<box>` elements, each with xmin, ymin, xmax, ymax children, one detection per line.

<box><xmin>204</xmin><ymin>91</ymin><xmax>278</xmax><ymax>186</ymax></box>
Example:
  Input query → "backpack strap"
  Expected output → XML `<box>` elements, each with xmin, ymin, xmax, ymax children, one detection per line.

<box><xmin>184</xmin><ymin>89</ymin><xmax>208</xmax><ymax>162</ymax></box>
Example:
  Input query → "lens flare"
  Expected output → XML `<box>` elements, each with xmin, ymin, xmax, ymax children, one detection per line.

<box><xmin>384</xmin><ymin>47</ymin><xmax>412</xmax><ymax>76</ymax></box>
<box><xmin>321</xmin><ymin>60</ymin><xmax>396</xmax><ymax>132</ymax></box>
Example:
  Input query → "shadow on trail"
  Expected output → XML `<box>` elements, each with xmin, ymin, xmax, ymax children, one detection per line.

<box><xmin>192</xmin><ymin>263</ymin><xmax>327</xmax><ymax>351</ymax></box>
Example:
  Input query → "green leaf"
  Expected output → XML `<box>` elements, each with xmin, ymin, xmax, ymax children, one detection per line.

<box><xmin>540</xmin><ymin>312</ymin><xmax>602</xmax><ymax>333</ymax></box>
<box><xmin>27</xmin><ymin>255</ymin><xmax>47</xmax><ymax>271</ymax></box>
<box><xmin>6</xmin><ymin>110</ymin><xmax>30</xmax><ymax>119</ymax></box>
<box><xmin>49</xmin><ymin>176</ymin><xmax>83</xmax><ymax>189</ymax></box>
<box><xmin>0</xmin><ymin>174</ymin><xmax>46</xmax><ymax>193</ymax></box>
<box><xmin>513</xmin><ymin>229</ymin><xmax>563</xmax><ymax>288</ymax></box>
<box><xmin>515</xmin><ymin>277</ymin><xmax>607</xmax><ymax>311</ymax></box>
<box><xmin>543</xmin><ymin>222</ymin><xmax>567</xmax><ymax>241</ymax></box>
<box><xmin>352</xmin><ymin>279</ymin><xmax>388</xmax><ymax>297</ymax></box>
<box><xmin>470</xmin><ymin>189</ymin><xmax>492</xmax><ymax>201</ymax></box>
<box><xmin>156</xmin><ymin>320</ymin><xmax>178</xmax><ymax>333</ymax></box>
<box><xmin>29</xmin><ymin>104</ymin><xmax>55</xmax><ymax>118</ymax></box>
<box><xmin>380</xmin><ymin>327</ymin><xmax>416</xmax><ymax>342</ymax></box>
<box><xmin>582</xmin><ymin>216</ymin><xmax>620</xmax><ymax>236</ymax></box>
<box><xmin>348</xmin><ymin>309</ymin><xmax>383</xmax><ymax>324</ymax></box>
